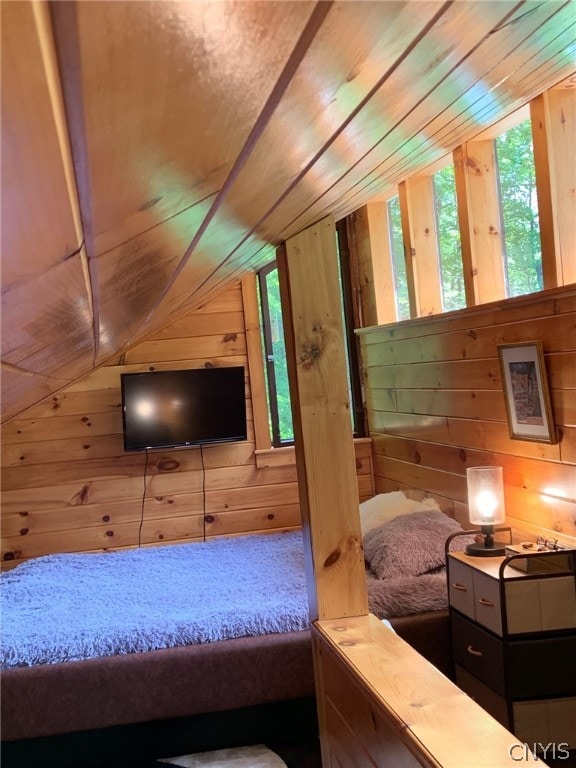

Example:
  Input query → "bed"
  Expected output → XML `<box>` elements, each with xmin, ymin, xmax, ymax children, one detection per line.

<box><xmin>0</xmin><ymin>493</ymin><xmax>470</xmax><ymax>761</ymax></box>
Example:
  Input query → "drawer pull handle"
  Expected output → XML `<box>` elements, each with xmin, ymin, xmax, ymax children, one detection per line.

<box><xmin>452</xmin><ymin>583</ymin><xmax>468</xmax><ymax>592</ymax></box>
<box><xmin>478</xmin><ymin>598</ymin><xmax>495</xmax><ymax>608</ymax></box>
<box><xmin>467</xmin><ymin>645</ymin><xmax>483</xmax><ymax>658</ymax></box>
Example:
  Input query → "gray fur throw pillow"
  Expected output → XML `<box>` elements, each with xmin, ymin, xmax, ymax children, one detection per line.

<box><xmin>367</xmin><ymin>572</ymin><xmax>448</xmax><ymax>617</ymax></box>
<box><xmin>363</xmin><ymin>509</ymin><xmax>471</xmax><ymax>579</ymax></box>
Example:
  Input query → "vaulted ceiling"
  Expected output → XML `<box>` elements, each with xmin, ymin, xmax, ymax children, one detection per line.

<box><xmin>2</xmin><ymin>0</ymin><xmax>575</xmax><ymax>422</ymax></box>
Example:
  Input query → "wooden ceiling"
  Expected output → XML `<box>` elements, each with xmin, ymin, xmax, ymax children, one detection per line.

<box><xmin>2</xmin><ymin>0</ymin><xmax>575</xmax><ymax>422</ymax></box>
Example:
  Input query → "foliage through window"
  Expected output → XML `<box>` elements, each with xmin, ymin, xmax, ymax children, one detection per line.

<box><xmin>385</xmin><ymin>116</ymin><xmax>544</xmax><ymax>320</ymax></box>
<box><xmin>495</xmin><ymin>119</ymin><xmax>542</xmax><ymax>297</ymax></box>
<box><xmin>258</xmin><ymin>262</ymin><xmax>293</xmax><ymax>445</ymax></box>
<box><xmin>386</xmin><ymin>196</ymin><xmax>410</xmax><ymax>320</ymax></box>
<box><xmin>433</xmin><ymin>164</ymin><xmax>465</xmax><ymax>312</ymax></box>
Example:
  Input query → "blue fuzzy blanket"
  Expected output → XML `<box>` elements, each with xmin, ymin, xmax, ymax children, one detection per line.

<box><xmin>0</xmin><ymin>531</ymin><xmax>310</xmax><ymax>669</ymax></box>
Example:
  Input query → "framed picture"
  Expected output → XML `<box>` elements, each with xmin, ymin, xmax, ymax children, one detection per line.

<box><xmin>497</xmin><ymin>341</ymin><xmax>556</xmax><ymax>444</ymax></box>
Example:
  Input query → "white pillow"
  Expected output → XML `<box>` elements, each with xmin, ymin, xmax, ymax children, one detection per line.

<box><xmin>359</xmin><ymin>491</ymin><xmax>440</xmax><ymax>537</ymax></box>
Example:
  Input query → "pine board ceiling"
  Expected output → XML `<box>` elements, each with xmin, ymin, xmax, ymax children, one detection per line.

<box><xmin>1</xmin><ymin>0</ymin><xmax>575</xmax><ymax>422</ymax></box>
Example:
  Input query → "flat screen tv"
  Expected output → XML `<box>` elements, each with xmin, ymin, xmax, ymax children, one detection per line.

<box><xmin>120</xmin><ymin>367</ymin><xmax>247</xmax><ymax>452</ymax></box>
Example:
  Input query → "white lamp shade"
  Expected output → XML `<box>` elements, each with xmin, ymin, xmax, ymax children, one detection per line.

<box><xmin>466</xmin><ymin>466</ymin><xmax>505</xmax><ymax>526</ymax></box>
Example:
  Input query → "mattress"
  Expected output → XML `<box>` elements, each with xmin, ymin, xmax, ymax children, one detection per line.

<box><xmin>0</xmin><ymin>527</ymin><xmax>453</xmax><ymax>743</ymax></box>
<box><xmin>1</xmin><ymin>531</ymin><xmax>310</xmax><ymax>669</ymax></box>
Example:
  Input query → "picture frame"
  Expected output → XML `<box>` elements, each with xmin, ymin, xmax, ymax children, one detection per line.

<box><xmin>497</xmin><ymin>341</ymin><xmax>556</xmax><ymax>444</ymax></box>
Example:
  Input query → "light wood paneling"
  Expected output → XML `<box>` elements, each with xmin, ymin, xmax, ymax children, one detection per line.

<box><xmin>398</xmin><ymin>177</ymin><xmax>443</xmax><ymax>318</ymax></box>
<box><xmin>0</xmin><ymin>2</ymin><xmax>82</xmax><ymax>286</ymax></box>
<box><xmin>454</xmin><ymin>141</ymin><xmax>506</xmax><ymax>306</ymax></box>
<box><xmin>531</xmin><ymin>84</ymin><xmax>576</xmax><ymax>287</ymax></box>
<box><xmin>1</xmin><ymin>282</ymin><xmax>373</xmax><ymax>568</ymax></box>
<box><xmin>314</xmin><ymin>615</ymin><xmax>529</xmax><ymax>768</ymax></box>
<box><xmin>350</xmin><ymin>204</ymin><xmax>397</xmax><ymax>327</ymax></box>
<box><xmin>358</xmin><ymin>286</ymin><xmax>576</xmax><ymax>545</ymax></box>
<box><xmin>3</xmin><ymin>2</ymin><xmax>575</xmax><ymax>421</ymax></box>
<box><xmin>362</xmin><ymin>311</ymin><xmax>576</xmax><ymax>364</ymax></box>
<box><xmin>330</xmin><ymin>3</ymin><xmax>576</xmax><ymax>220</ymax></box>
<box><xmin>360</xmin><ymin>289</ymin><xmax>576</xmax><ymax>344</ymax></box>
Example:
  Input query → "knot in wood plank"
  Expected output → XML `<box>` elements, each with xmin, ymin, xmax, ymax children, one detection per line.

<box><xmin>71</xmin><ymin>484</ymin><xmax>90</xmax><ymax>505</ymax></box>
<box><xmin>299</xmin><ymin>337</ymin><xmax>323</xmax><ymax>369</ymax></box>
<box><xmin>465</xmin><ymin>156</ymin><xmax>482</xmax><ymax>175</ymax></box>
<box><xmin>323</xmin><ymin>548</ymin><xmax>341</xmax><ymax>568</ymax></box>
<box><xmin>157</xmin><ymin>458</ymin><xmax>180</xmax><ymax>472</ymax></box>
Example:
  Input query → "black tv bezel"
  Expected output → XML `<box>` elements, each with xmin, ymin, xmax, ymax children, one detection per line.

<box><xmin>120</xmin><ymin>366</ymin><xmax>247</xmax><ymax>452</ymax></box>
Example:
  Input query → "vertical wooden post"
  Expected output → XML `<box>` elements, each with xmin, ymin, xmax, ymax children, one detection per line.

<box><xmin>530</xmin><ymin>84</ymin><xmax>576</xmax><ymax>288</ymax></box>
<box><xmin>453</xmin><ymin>141</ymin><xmax>506</xmax><ymax>306</ymax></box>
<box><xmin>277</xmin><ymin>216</ymin><xmax>368</xmax><ymax>623</ymax></box>
<box><xmin>398</xmin><ymin>177</ymin><xmax>443</xmax><ymax>317</ymax></box>
<box><xmin>351</xmin><ymin>203</ymin><xmax>397</xmax><ymax>326</ymax></box>
<box><xmin>278</xmin><ymin>216</ymin><xmax>368</xmax><ymax>768</ymax></box>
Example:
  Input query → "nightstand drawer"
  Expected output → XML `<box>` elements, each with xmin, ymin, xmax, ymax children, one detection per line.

<box><xmin>454</xmin><ymin>612</ymin><xmax>576</xmax><ymax>699</ymax></box>
<box><xmin>451</xmin><ymin>612</ymin><xmax>506</xmax><ymax>696</ymax></box>
<box><xmin>448</xmin><ymin>557</ymin><xmax>502</xmax><ymax>635</ymax></box>
<box><xmin>505</xmin><ymin>576</ymin><xmax>576</xmax><ymax>634</ymax></box>
<box><xmin>507</xmin><ymin>634</ymin><xmax>576</xmax><ymax>698</ymax></box>
<box><xmin>473</xmin><ymin>570</ymin><xmax>502</xmax><ymax>635</ymax></box>
<box><xmin>448</xmin><ymin>558</ymin><xmax>475</xmax><ymax>619</ymax></box>
<box><xmin>456</xmin><ymin>666</ymin><xmax>576</xmax><ymax>748</ymax></box>
<box><xmin>513</xmin><ymin>697</ymin><xmax>576</xmax><ymax>749</ymax></box>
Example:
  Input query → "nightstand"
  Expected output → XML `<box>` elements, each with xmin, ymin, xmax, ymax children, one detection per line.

<box><xmin>446</xmin><ymin>541</ymin><xmax>576</xmax><ymax>747</ymax></box>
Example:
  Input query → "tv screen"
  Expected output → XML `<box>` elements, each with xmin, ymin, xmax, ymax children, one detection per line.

<box><xmin>120</xmin><ymin>367</ymin><xmax>247</xmax><ymax>452</ymax></box>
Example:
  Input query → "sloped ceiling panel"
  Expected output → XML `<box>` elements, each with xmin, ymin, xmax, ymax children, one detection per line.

<box><xmin>1</xmin><ymin>1</ymin><xmax>94</xmax><ymax>420</ymax></box>
<box><xmin>1</xmin><ymin>0</ymin><xmax>575</xmax><ymax>422</ymax></box>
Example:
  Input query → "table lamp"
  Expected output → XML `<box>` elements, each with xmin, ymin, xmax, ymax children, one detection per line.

<box><xmin>466</xmin><ymin>466</ymin><xmax>506</xmax><ymax>556</ymax></box>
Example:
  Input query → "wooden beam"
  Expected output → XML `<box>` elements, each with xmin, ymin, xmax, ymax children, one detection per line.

<box><xmin>314</xmin><ymin>614</ymin><xmax>533</xmax><ymax>768</ymax></box>
<box><xmin>453</xmin><ymin>141</ymin><xmax>506</xmax><ymax>306</ymax></box>
<box><xmin>277</xmin><ymin>217</ymin><xmax>368</xmax><ymax>622</ymax></box>
<box><xmin>398</xmin><ymin>176</ymin><xmax>443</xmax><ymax>317</ymax></box>
<box><xmin>530</xmin><ymin>87</ymin><xmax>576</xmax><ymax>287</ymax></box>
<box><xmin>351</xmin><ymin>204</ymin><xmax>397</xmax><ymax>326</ymax></box>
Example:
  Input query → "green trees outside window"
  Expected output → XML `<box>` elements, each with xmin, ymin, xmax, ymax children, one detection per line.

<box><xmin>258</xmin><ymin>263</ymin><xmax>294</xmax><ymax>445</ymax></box>
<box><xmin>386</xmin><ymin>118</ymin><xmax>541</xmax><ymax>318</ymax></box>
<box><xmin>433</xmin><ymin>164</ymin><xmax>465</xmax><ymax>312</ymax></box>
<box><xmin>495</xmin><ymin>119</ymin><xmax>543</xmax><ymax>297</ymax></box>
<box><xmin>387</xmin><ymin>196</ymin><xmax>410</xmax><ymax>320</ymax></box>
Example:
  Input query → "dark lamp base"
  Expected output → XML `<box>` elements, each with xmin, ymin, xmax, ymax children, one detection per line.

<box><xmin>466</xmin><ymin>541</ymin><xmax>506</xmax><ymax>557</ymax></box>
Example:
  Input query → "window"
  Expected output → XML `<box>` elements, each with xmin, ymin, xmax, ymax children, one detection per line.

<box><xmin>384</xmin><ymin>113</ymin><xmax>546</xmax><ymax>317</ymax></box>
<box><xmin>258</xmin><ymin>262</ymin><xmax>293</xmax><ymax>446</ymax></box>
<box><xmin>257</xmin><ymin>223</ymin><xmax>364</xmax><ymax>447</ymax></box>
<box><xmin>495</xmin><ymin>119</ymin><xmax>542</xmax><ymax>297</ymax></box>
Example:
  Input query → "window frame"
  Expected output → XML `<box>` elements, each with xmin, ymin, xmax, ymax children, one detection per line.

<box><xmin>257</xmin><ymin>261</ymin><xmax>291</xmax><ymax>447</ymax></box>
<box><xmin>255</xmin><ymin>222</ymin><xmax>365</xmax><ymax>449</ymax></box>
<box><xmin>375</xmin><ymin>99</ymin><xmax>565</xmax><ymax>319</ymax></box>
<box><xmin>336</xmin><ymin>219</ymin><xmax>366</xmax><ymax>440</ymax></box>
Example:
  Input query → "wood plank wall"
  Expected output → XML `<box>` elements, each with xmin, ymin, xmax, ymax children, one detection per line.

<box><xmin>0</xmin><ymin>281</ymin><xmax>374</xmax><ymax>570</ymax></box>
<box><xmin>357</xmin><ymin>285</ymin><xmax>576</xmax><ymax>545</ymax></box>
